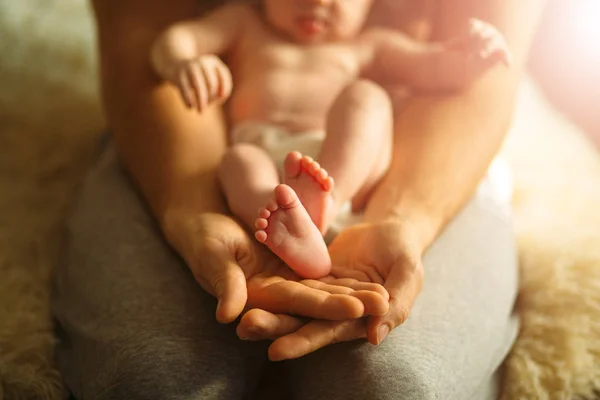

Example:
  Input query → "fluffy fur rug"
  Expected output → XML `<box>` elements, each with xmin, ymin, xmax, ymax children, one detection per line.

<box><xmin>0</xmin><ymin>1</ymin><xmax>598</xmax><ymax>399</ymax></box>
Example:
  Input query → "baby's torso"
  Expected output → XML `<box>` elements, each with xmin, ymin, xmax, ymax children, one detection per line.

<box><xmin>226</xmin><ymin>8</ymin><xmax>365</xmax><ymax>132</ymax></box>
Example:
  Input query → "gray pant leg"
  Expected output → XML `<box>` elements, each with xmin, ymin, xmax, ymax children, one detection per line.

<box><xmin>285</xmin><ymin>184</ymin><xmax>519</xmax><ymax>400</ymax></box>
<box><xmin>52</xmin><ymin>145</ymin><xmax>269</xmax><ymax>400</ymax></box>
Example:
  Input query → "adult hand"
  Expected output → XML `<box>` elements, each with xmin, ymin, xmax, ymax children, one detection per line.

<box><xmin>237</xmin><ymin>220</ymin><xmax>425</xmax><ymax>361</ymax></box>
<box><xmin>162</xmin><ymin>211</ymin><xmax>390</xmax><ymax>324</ymax></box>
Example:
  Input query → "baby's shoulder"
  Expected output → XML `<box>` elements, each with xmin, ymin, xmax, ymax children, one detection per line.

<box><xmin>357</xmin><ymin>27</ymin><xmax>399</xmax><ymax>46</ymax></box>
<box><xmin>212</xmin><ymin>1</ymin><xmax>261</xmax><ymax>24</ymax></box>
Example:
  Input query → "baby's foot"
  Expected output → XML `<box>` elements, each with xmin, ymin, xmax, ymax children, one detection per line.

<box><xmin>283</xmin><ymin>151</ymin><xmax>334</xmax><ymax>234</ymax></box>
<box><xmin>255</xmin><ymin>184</ymin><xmax>331</xmax><ymax>279</ymax></box>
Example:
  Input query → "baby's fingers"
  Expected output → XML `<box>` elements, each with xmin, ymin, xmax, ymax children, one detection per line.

<box><xmin>177</xmin><ymin>69</ymin><xmax>195</xmax><ymax>109</ymax></box>
<box><xmin>200</xmin><ymin>60</ymin><xmax>220</xmax><ymax>102</ymax></box>
<box><xmin>215</xmin><ymin>61</ymin><xmax>233</xmax><ymax>100</ymax></box>
<box><xmin>187</xmin><ymin>62</ymin><xmax>209</xmax><ymax>112</ymax></box>
<box><xmin>481</xmin><ymin>36</ymin><xmax>512</xmax><ymax>67</ymax></box>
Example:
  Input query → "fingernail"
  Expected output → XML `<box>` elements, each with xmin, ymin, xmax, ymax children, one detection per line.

<box><xmin>377</xmin><ymin>324</ymin><xmax>390</xmax><ymax>344</ymax></box>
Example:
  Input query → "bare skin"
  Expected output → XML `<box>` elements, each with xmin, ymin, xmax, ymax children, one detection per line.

<box><xmin>151</xmin><ymin>0</ymin><xmax>511</xmax><ymax>279</ymax></box>
<box><xmin>90</xmin><ymin>0</ymin><xmax>546</xmax><ymax>372</ymax></box>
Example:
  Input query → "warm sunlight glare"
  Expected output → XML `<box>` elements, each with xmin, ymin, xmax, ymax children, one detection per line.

<box><xmin>576</xmin><ymin>0</ymin><xmax>600</xmax><ymax>56</ymax></box>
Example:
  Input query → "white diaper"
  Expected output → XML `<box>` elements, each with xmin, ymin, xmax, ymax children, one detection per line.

<box><xmin>230</xmin><ymin>122</ymin><xmax>360</xmax><ymax>240</ymax></box>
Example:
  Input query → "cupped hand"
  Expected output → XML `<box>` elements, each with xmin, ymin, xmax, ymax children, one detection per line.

<box><xmin>237</xmin><ymin>220</ymin><xmax>425</xmax><ymax>361</ymax></box>
<box><xmin>162</xmin><ymin>211</ymin><xmax>390</xmax><ymax>324</ymax></box>
<box><xmin>170</xmin><ymin>55</ymin><xmax>233</xmax><ymax>112</ymax></box>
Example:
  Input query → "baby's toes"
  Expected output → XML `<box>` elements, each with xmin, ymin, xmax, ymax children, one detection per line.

<box><xmin>300</xmin><ymin>156</ymin><xmax>315</xmax><ymax>170</ymax></box>
<box><xmin>308</xmin><ymin>161</ymin><xmax>322</xmax><ymax>176</ymax></box>
<box><xmin>315</xmin><ymin>168</ymin><xmax>328</xmax><ymax>182</ymax></box>
<box><xmin>265</xmin><ymin>199</ymin><xmax>278</xmax><ymax>212</ymax></box>
<box><xmin>321</xmin><ymin>176</ymin><xmax>334</xmax><ymax>192</ymax></box>
<box><xmin>284</xmin><ymin>151</ymin><xmax>303</xmax><ymax>178</ymax></box>
<box><xmin>315</xmin><ymin>169</ymin><xmax>334</xmax><ymax>191</ymax></box>
<box><xmin>255</xmin><ymin>230</ymin><xmax>268</xmax><ymax>243</ymax></box>
<box><xmin>255</xmin><ymin>217</ymin><xmax>269</xmax><ymax>230</ymax></box>
<box><xmin>258</xmin><ymin>207</ymin><xmax>271</xmax><ymax>219</ymax></box>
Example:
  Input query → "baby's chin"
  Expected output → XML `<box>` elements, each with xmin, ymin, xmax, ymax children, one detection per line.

<box><xmin>293</xmin><ymin>34</ymin><xmax>328</xmax><ymax>45</ymax></box>
<box><xmin>289</xmin><ymin>28</ymin><xmax>348</xmax><ymax>45</ymax></box>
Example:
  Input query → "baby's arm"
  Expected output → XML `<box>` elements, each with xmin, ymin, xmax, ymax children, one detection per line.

<box><xmin>151</xmin><ymin>3</ymin><xmax>249</xmax><ymax>111</ymax></box>
<box><xmin>363</xmin><ymin>19</ymin><xmax>511</xmax><ymax>91</ymax></box>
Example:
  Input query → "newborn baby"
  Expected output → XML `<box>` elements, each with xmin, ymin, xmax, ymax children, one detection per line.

<box><xmin>151</xmin><ymin>0</ymin><xmax>510</xmax><ymax>279</ymax></box>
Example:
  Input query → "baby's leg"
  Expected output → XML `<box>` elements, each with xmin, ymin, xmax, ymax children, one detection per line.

<box><xmin>318</xmin><ymin>80</ymin><xmax>393</xmax><ymax>216</ymax></box>
<box><xmin>219</xmin><ymin>144</ymin><xmax>330</xmax><ymax>278</ymax></box>
<box><xmin>218</xmin><ymin>143</ymin><xmax>281</xmax><ymax>228</ymax></box>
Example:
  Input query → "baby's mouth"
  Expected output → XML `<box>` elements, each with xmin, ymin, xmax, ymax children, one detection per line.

<box><xmin>296</xmin><ymin>16</ymin><xmax>326</xmax><ymax>37</ymax></box>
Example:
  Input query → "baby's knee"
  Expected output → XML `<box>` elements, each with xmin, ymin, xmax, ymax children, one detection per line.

<box><xmin>337</xmin><ymin>79</ymin><xmax>393</xmax><ymax>113</ymax></box>
<box><xmin>221</xmin><ymin>143</ymin><xmax>258</xmax><ymax>165</ymax></box>
<box><xmin>218</xmin><ymin>143</ymin><xmax>264</xmax><ymax>180</ymax></box>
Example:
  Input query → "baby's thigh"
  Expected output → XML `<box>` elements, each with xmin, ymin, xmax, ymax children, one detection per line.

<box><xmin>286</xmin><ymin>188</ymin><xmax>519</xmax><ymax>400</ymax></box>
<box><xmin>52</xmin><ymin>144</ymin><xmax>268</xmax><ymax>400</ymax></box>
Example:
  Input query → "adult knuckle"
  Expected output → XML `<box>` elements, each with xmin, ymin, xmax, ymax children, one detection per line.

<box><xmin>331</xmin><ymin>323</ymin><xmax>343</xmax><ymax>344</ymax></box>
<box><xmin>395</xmin><ymin>305</ymin><xmax>411</xmax><ymax>326</ymax></box>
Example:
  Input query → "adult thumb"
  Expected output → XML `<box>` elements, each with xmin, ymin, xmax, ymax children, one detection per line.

<box><xmin>211</xmin><ymin>258</ymin><xmax>248</xmax><ymax>324</ymax></box>
<box><xmin>366</xmin><ymin>259</ymin><xmax>424</xmax><ymax>345</ymax></box>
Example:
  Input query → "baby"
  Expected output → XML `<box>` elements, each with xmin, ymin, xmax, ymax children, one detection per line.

<box><xmin>151</xmin><ymin>0</ymin><xmax>510</xmax><ymax>279</ymax></box>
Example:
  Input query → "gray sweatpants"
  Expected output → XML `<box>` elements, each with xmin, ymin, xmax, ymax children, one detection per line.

<box><xmin>52</xmin><ymin>144</ymin><xmax>519</xmax><ymax>400</ymax></box>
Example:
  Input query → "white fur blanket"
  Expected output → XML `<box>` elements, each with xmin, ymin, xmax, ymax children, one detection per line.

<box><xmin>0</xmin><ymin>1</ymin><xmax>599</xmax><ymax>399</ymax></box>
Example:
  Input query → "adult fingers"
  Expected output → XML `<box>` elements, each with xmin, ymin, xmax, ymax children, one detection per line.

<box><xmin>318</xmin><ymin>276</ymin><xmax>389</xmax><ymax>300</ymax></box>
<box><xmin>237</xmin><ymin>308</ymin><xmax>306</xmax><ymax>340</ymax></box>
<box><xmin>193</xmin><ymin>253</ymin><xmax>248</xmax><ymax>324</ymax></box>
<box><xmin>247</xmin><ymin>279</ymin><xmax>364</xmax><ymax>320</ymax></box>
<box><xmin>268</xmin><ymin>319</ymin><xmax>367</xmax><ymax>361</ymax></box>
<box><xmin>366</xmin><ymin>259</ymin><xmax>424</xmax><ymax>345</ymax></box>
<box><xmin>300</xmin><ymin>279</ymin><xmax>389</xmax><ymax>316</ymax></box>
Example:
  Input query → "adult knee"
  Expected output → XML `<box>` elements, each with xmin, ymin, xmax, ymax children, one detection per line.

<box><xmin>288</xmin><ymin>343</ymin><xmax>442</xmax><ymax>400</ymax></box>
<box><xmin>85</xmin><ymin>337</ymin><xmax>250</xmax><ymax>400</ymax></box>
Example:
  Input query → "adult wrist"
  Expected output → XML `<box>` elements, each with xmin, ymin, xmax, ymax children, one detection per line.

<box><xmin>363</xmin><ymin>203</ymin><xmax>444</xmax><ymax>253</ymax></box>
<box><xmin>156</xmin><ymin>180</ymin><xmax>226</xmax><ymax>244</ymax></box>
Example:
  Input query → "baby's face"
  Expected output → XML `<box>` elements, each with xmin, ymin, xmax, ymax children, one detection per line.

<box><xmin>262</xmin><ymin>0</ymin><xmax>374</xmax><ymax>44</ymax></box>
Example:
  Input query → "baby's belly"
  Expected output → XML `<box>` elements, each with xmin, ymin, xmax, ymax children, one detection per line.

<box><xmin>228</xmin><ymin>73</ymin><xmax>347</xmax><ymax>132</ymax></box>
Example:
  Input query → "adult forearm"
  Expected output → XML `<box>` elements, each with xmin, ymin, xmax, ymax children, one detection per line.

<box><xmin>95</xmin><ymin>4</ymin><xmax>228</xmax><ymax>227</ymax></box>
<box><xmin>364</xmin><ymin>69</ymin><xmax>518</xmax><ymax>250</ymax></box>
<box><xmin>103</xmin><ymin>78</ymin><xmax>228</xmax><ymax>220</ymax></box>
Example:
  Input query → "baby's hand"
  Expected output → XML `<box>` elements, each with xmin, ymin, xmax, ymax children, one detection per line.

<box><xmin>173</xmin><ymin>55</ymin><xmax>233</xmax><ymax>112</ymax></box>
<box><xmin>449</xmin><ymin>18</ymin><xmax>512</xmax><ymax>67</ymax></box>
<box><xmin>432</xmin><ymin>18</ymin><xmax>512</xmax><ymax>90</ymax></box>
